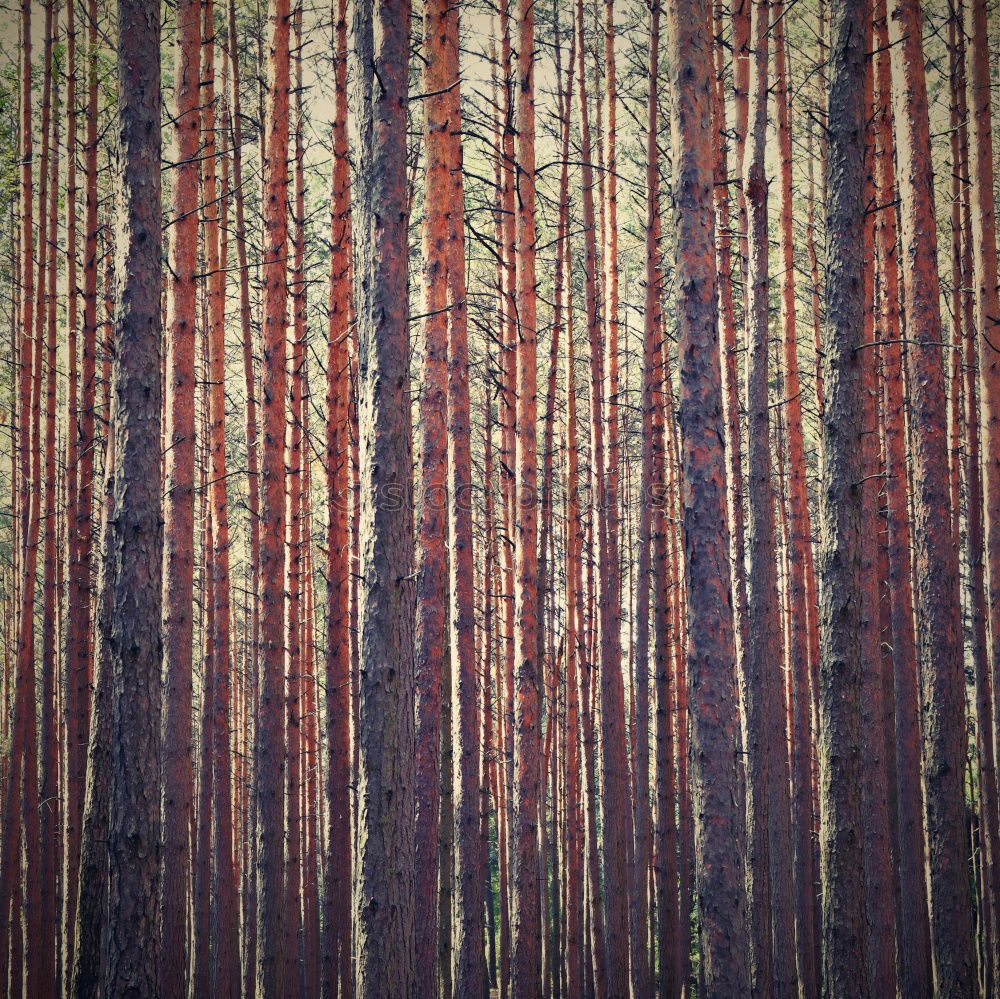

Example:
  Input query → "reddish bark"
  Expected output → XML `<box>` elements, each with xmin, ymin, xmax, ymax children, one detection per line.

<box><xmin>202</xmin><ymin>7</ymin><xmax>239</xmax><ymax>987</ymax></box>
<box><xmin>887</xmin><ymin>0</ymin><xmax>976</xmax><ymax>991</ymax></box>
<box><xmin>872</xmin><ymin>3</ymin><xmax>931</xmax><ymax>990</ymax></box>
<box><xmin>414</xmin><ymin>0</ymin><xmax>451</xmax><ymax>978</ymax></box>
<box><xmin>859</xmin><ymin>32</ymin><xmax>898</xmax><ymax>994</ymax></box>
<box><xmin>160</xmin><ymin>0</ymin><xmax>200</xmax><ymax>990</ymax></box>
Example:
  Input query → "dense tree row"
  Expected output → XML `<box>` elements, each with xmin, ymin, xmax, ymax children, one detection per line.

<box><xmin>0</xmin><ymin>0</ymin><xmax>999</xmax><ymax>995</ymax></box>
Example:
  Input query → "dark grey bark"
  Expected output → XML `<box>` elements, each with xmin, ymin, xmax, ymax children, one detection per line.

<box><xmin>104</xmin><ymin>0</ymin><xmax>164</xmax><ymax>991</ymax></box>
<box><xmin>351</xmin><ymin>0</ymin><xmax>416</xmax><ymax>994</ymax></box>
<box><xmin>816</xmin><ymin>0</ymin><xmax>870</xmax><ymax>993</ymax></box>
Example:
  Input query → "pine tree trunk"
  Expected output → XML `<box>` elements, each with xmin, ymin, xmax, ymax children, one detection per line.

<box><xmin>964</xmin><ymin>7</ymin><xmax>1000</xmax><ymax>981</ymax></box>
<box><xmin>667</xmin><ymin>0</ymin><xmax>751</xmax><ymax>991</ymax></box>
<box><xmin>160</xmin><ymin>0</ymin><xmax>200</xmax><ymax>990</ymax></box>
<box><xmin>436</xmin><ymin>0</ymin><xmax>486</xmax><ymax>988</ymax></box>
<box><xmin>887</xmin><ymin>0</ymin><xmax>976</xmax><ymax>992</ymax></box>
<box><xmin>202</xmin><ymin>8</ymin><xmax>239</xmax><ymax>987</ymax></box>
<box><xmin>772</xmin><ymin>11</ymin><xmax>819</xmax><ymax>991</ymax></box>
<box><xmin>351</xmin><ymin>0</ymin><xmax>416</xmax><ymax>993</ymax></box>
<box><xmin>70</xmin><ymin>412</ymin><xmax>116</xmax><ymax>999</ymax></box>
<box><xmin>741</xmin><ymin>3</ymin><xmax>796</xmax><ymax>992</ymax></box>
<box><xmin>632</xmin><ymin>7</ymin><xmax>660</xmax><ymax>994</ymax></box>
<box><xmin>858</xmin><ymin>38</ymin><xmax>898</xmax><ymax>993</ymax></box>
<box><xmin>414</xmin><ymin>0</ymin><xmax>451</xmax><ymax>977</ymax></box>
<box><xmin>39</xmin><ymin>13</ymin><xmax>62</xmax><ymax>988</ymax></box>
<box><xmin>817</xmin><ymin>0</ymin><xmax>874</xmax><ymax>991</ymax></box>
<box><xmin>598</xmin><ymin>10</ymin><xmax>634</xmax><ymax>991</ymax></box>
<box><xmin>510</xmin><ymin>0</ymin><xmax>542</xmax><ymax>992</ymax></box>
<box><xmin>871</xmin><ymin>3</ymin><xmax>931</xmax><ymax>990</ymax></box>
<box><xmin>62</xmin><ymin>0</ymin><xmax>82</xmax><ymax>976</ymax></box>
<box><xmin>256</xmin><ymin>0</ymin><xmax>292</xmax><ymax>990</ymax></box>
<box><xmin>323</xmin><ymin>0</ymin><xmax>353</xmax><ymax>993</ymax></box>
<box><xmin>105</xmin><ymin>0</ymin><xmax>164</xmax><ymax>987</ymax></box>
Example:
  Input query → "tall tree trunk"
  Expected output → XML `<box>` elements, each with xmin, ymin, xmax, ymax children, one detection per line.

<box><xmin>964</xmin><ymin>0</ymin><xmax>1000</xmax><ymax>957</ymax></box>
<box><xmin>510</xmin><ymin>0</ymin><xmax>542</xmax><ymax>992</ymax></box>
<box><xmin>414</xmin><ymin>0</ymin><xmax>451</xmax><ymax>978</ymax></box>
<box><xmin>202</xmin><ymin>5</ymin><xmax>239</xmax><ymax>987</ymax></box>
<box><xmin>741</xmin><ymin>2</ymin><xmax>796</xmax><ymax>992</ymax></box>
<box><xmin>62</xmin><ymin>0</ymin><xmax>83</xmax><ymax>976</ymax></box>
<box><xmin>224</xmin><ymin>20</ymin><xmax>261</xmax><ymax>982</ymax></box>
<box><xmin>351</xmin><ymin>0</ymin><xmax>416</xmax><ymax>994</ymax></box>
<box><xmin>105</xmin><ymin>0</ymin><xmax>164</xmax><ymax>988</ymax></box>
<box><xmin>712</xmin><ymin>0</ymin><xmax>750</xmax><ymax>686</ymax></box>
<box><xmin>40</xmin><ymin>15</ymin><xmax>62</xmax><ymax>990</ymax></box>
<box><xmin>323</xmin><ymin>0</ymin><xmax>353</xmax><ymax>994</ymax></box>
<box><xmin>435</xmin><ymin>0</ymin><xmax>487</xmax><ymax>990</ymax></box>
<box><xmin>666</xmin><ymin>0</ymin><xmax>751</xmax><ymax>992</ymax></box>
<box><xmin>887</xmin><ymin>0</ymin><xmax>976</xmax><ymax>992</ymax></box>
<box><xmin>772</xmin><ymin>10</ymin><xmax>819</xmax><ymax>992</ymax></box>
<box><xmin>632</xmin><ymin>7</ymin><xmax>660</xmax><ymax>996</ymax></box>
<box><xmin>161</xmin><ymin>0</ymin><xmax>200</xmax><ymax>991</ymax></box>
<box><xmin>817</xmin><ymin>0</ymin><xmax>875</xmax><ymax>992</ymax></box>
<box><xmin>859</xmin><ymin>33</ymin><xmax>898</xmax><ymax>994</ymax></box>
<box><xmin>598</xmin><ymin>9</ymin><xmax>634</xmax><ymax>992</ymax></box>
<box><xmin>70</xmin><ymin>396</ymin><xmax>117</xmax><ymax>999</ymax></box>
<box><xmin>573</xmin><ymin>9</ymin><xmax>608</xmax><ymax>998</ymax></box>
<box><xmin>256</xmin><ymin>0</ymin><xmax>292</xmax><ymax>990</ymax></box>
<box><xmin>955</xmin><ymin>3</ymin><xmax>1000</xmax><ymax>984</ymax></box>
<box><xmin>74</xmin><ymin>0</ymin><xmax>101</xmax><ymax>887</ymax></box>
<box><xmin>285</xmin><ymin>14</ymin><xmax>307</xmax><ymax>988</ymax></box>
<box><xmin>871</xmin><ymin>2</ymin><xmax>931</xmax><ymax>991</ymax></box>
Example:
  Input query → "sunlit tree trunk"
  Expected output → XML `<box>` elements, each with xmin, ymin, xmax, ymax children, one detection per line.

<box><xmin>414</xmin><ymin>0</ymin><xmax>451</xmax><ymax>979</ymax></box>
<box><xmin>887</xmin><ymin>0</ymin><xmax>976</xmax><ymax>992</ymax></box>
